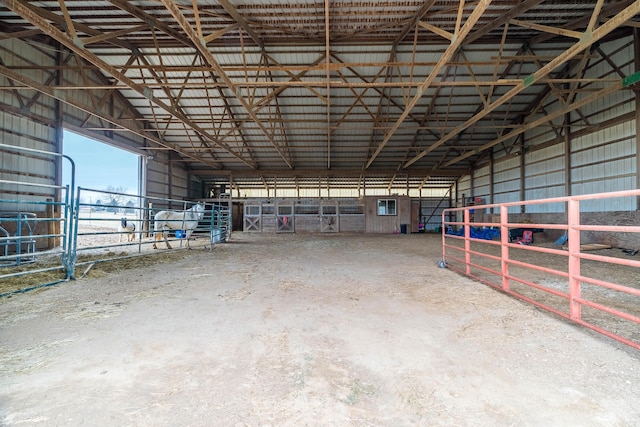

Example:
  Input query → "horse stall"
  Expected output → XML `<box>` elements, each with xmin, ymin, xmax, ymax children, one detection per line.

<box><xmin>242</xmin><ymin>198</ymin><xmax>365</xmax><ymax>233</ymax></box>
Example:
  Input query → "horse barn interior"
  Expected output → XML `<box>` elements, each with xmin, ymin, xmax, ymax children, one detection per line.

<box><xmin>2</xmin><ymin>1</ymin><xmax>640</xmax><ymax>425</ymax></box>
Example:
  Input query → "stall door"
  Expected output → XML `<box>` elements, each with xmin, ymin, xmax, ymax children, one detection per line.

<box><xmin>320</xmin><ymin>204</ymin><xmax>339</xmax><ymax>232</ymax></box>
<box><xmin>276</xmin><ymin>205</ymin><xmax>294</xmax><ymax>233</ymax></box>
<box><xmin>243</xmin><ymin>204</ymin><xmax>261</xmax><ymax>232</ymax></box>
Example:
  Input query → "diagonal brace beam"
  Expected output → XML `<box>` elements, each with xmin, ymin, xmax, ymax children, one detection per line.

<box><xmin>158</xmin><ymin>0</ymin><xmax>293</xmax><ymax>169</ymax></box>
<box><xmin>1</xmin><ymin>0</ymin><xmax>257</xmax><ymax>168</ymax></box>
<box><xmin>365</xmin><ymin>0</ymin><xmax>493</xmax><ymax>169</ymax></box>
<box><xmin>404</xmin><ymin>0</ymin><xmax>640</xmax><ymax>168</ymax></box>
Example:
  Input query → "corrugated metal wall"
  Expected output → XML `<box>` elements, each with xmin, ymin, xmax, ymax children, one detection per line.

<box><xmin>473</xmin><ymin>165</ymin><xmax>491</xmax><ymax>204</ymax></box>
<box><xmin>525</xmin><ymin>144</ymin><xmax>566</xmax><ymax>213</ymax></box>
<box><xmin>456</xmin><ymin>175</ymin><xmax>471</xmax><ymax>206</ymax></box>
<box><xmin>146</xmin><ymin>153</ymin><xmax>190</xmax><ymax>206</ymax></box>
<box><xmin>0</xmin><ymin>39</ymin><xmax>58</xmax><ymax>212</ymax></box>
<box><xmin>0</xmin><ymin>38</ymin><xmax>192</xmax><ymax>205</ymax></box>
<box><xmin>467</xmin><ymin>34</ymin><xmax>638</xmax><ymax>214</ymax></box>
<box><xmin>570</xmin><ymin>36</ymin><xmax>637</xmax><ymax>211</ymax></box>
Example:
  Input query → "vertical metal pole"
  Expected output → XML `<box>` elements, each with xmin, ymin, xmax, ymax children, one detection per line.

<box><xmin>441</xmin><ymin>210</ymin><xmax>446</xmax><ymax>263</ymax></box>
<box><xmin>634</xmin><ymin>28</ymin><xmax>640</xmax><ymax>210</ymax></box>
<box><xmin>168</xmin><ymin>153</ymin><xmax>174</xmax><ymax>207</ymax></box>
<box><xmin>519</xmin><ymin>133</ymin><xmax>526</xmax><ymax>213</ymax></box>
<box><xmin>568</xmin><ymin>198</ymin><xmax>581</xmax><ymax>320</ymax></box>
<box><xmin>69</xmin><ymin>186</ymin><xmax>81</xmax><ymax>280</ymax></box>
<box><xmin>15</xmin><ymin>215</ymin><xmax>23</xmax><ymax>266</ymax></box>
<box><xmin>564</xmin><ymin>109</ymin><xmax>572</xmax><ymax>197</ymax></box>
<box><xmin>64</xmin><ymin>154</ymin><xmax>75</xmax><ymax>280</ymax></box>
<box><xmin>500</xmin><ymin>204</ymin><xmax>510</xmax><ymax>291</ymax></box>
<box><xmin>489</xmin><ymin>151</ymin><xmax>494</xmax><ymax>207</ymax></box>
<box><xmin>464</xmin><ymin>208</ymin><xmax>471</xmax><ymax>275</ymax></box>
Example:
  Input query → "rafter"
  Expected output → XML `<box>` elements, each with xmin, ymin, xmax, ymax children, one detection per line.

<box><xmin>3</xmin><ymin>0</ymin><xmax>257</xmax><ymax>168</ymax></box>
<box><xmin>0</xmin><ymin>0</ymin><xmax>637</xmax><ymax>192</ymax></box>
<box><xmin>404</xmin><ymin>0</ymin><xmax>640</xmax><ymax>168</ymax></box>
<box><xmin>158</xmin><ymin>0</ymin><xmax>293</xmax><ymax>169</ymax></box>
<box><xmin>365</xmin><ymin>0</ymin><xmax>494</xmax><ymax>169</ymax></box>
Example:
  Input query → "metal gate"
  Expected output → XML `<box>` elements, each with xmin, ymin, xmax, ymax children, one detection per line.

<box><xmin>320</xmin><ymin>204</ymin><xmax>339</xmax><ymax>232</ymax></box>
<box><xmin>441</xmin><ymin>189</ymin><xmax>640</xmax><ymax>350</ymax></box>
<box><xmin>211</xmin><ymin>195</ymin><xmax>232</xmax><ymax>244</ymax></box>
<box><xmin>0</xmin><ymin>143</ymin><xmax>75</xmax><ymax>297</ymax></box>
<box><xmin>276</xmin><ymin>205</ymin><xmax>294</xmax><ymax>233</ymax></box>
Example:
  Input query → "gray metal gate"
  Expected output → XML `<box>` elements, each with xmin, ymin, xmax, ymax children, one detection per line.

<box><xmin>320</xmin><ymin>204</ymin><xmax>339</xmax><ymax>232</ymax></box>
<box><xmin>211</xmin><ymin>195</ymin><xmax>232</xmax><ymax>244</ymax></box>
<box><xmin>0</xmin><ymin>143</ymin><xmax>75</xmax><ymax>297</ymax></box>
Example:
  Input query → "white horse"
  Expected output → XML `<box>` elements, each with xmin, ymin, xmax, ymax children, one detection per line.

<box><xmin>153</xmin><ymin>203</ymin><xmax>205</xmax><ymax>249</ymax></box>
<box><xmin>118</xmin><ymin>218</ymin><xmax>136</xmax><ymax>242</ymax></box>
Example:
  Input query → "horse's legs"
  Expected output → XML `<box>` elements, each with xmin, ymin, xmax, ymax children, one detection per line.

<box><xmin>153</xmin><ymin>227</ymin><xmax>161</xmax><ymax>249</ymax></box>
<box><xmin>164</xmin><ymin>230</ymin><xmax>172</xmax><ymax>249</ymax></box>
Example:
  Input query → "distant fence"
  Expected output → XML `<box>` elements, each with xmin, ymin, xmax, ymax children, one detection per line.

<box><xmin>442</xmin><ymin>189</ymin><xmax>640</xmax><ymax>350</ymax></box>
<box><xmin>71</xmin><ymin>188</ymin><xmax>230</xmax><ymax>276</ymax></box>
<box><xmin>0</xmin><ymin>145</ymin><xmax>229</xmax><ymax>297</ymax></box>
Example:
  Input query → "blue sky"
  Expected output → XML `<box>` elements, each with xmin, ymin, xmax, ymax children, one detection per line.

<box><xmin>62</xmin><ymin>130</ymin><xmax>139</xmax><ymax>195</ymax></box>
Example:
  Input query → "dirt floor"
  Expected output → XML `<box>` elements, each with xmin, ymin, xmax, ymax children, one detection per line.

<box><xmin>1</xmin><ymin>232</ymin><xmax>639</xmax><ymax>426</ymax></box>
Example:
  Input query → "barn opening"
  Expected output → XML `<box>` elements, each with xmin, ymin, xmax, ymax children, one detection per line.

<box><xmin>62</xmin><ymin>130</ymin><xmax>141</xmax><ymax>201</ymax></box>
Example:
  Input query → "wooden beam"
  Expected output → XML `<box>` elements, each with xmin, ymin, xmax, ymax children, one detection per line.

<box><xmin>404</xmin><ymin>0</ymin><xmax>640</xmax><ymax>168</ymax></box>
<box><xmin>57</xmin><ymin>0</ymin><xmax>77</xmax><ymax>40</ymax></box>
<box><xmin>158</xmin><ymin>0</ymin><xmax>293</xmax><ymax>169</ymax></box>
<box><xmin>192</xmin><ymin>167</ymin><xmax>470</xmax><ymax>178</ymax></box>
<box><xmin>365</xmin><ymin>0</ymin><xmax>494</xmax><ymax>169</ymax></box>
<box><xmin>203</xmin><ymin>24</ymin><xmax>240</xmax><ymax>44</ymax></box>
<box><xmin>82</xmin><ymin>24</ymin><xmax>149</xmax><ymax>46</ymax></box>
<box><xmin>418</xmin><ymin>21</ymin><xmax>453</xmax><ymax>41</ymax></box>
<box><xmin>217</xmin><ymin>0</ymin><xmax>263</xmax><ymax>48</ymax></box>
<box><xmin>509</xmin><ymin>19</ymin><xmax>582</xmax><ymax>39</ymax></box>
<box><xmin>2</xmin><ymin>0</ymin><xmax>257</xmax><ymax>168</ymax></box>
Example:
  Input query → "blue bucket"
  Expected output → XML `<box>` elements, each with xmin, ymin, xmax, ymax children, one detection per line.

<box><xmin>175</xmin><ymin>230</ymin><xmax>185</xmax><ymax>239</ymax></box>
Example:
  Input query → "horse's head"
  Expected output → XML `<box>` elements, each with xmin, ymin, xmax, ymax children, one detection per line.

<box><xmin>191</xmin><ymin>203</ymin><xmax>205</xmax><ymax>219</ymax></box>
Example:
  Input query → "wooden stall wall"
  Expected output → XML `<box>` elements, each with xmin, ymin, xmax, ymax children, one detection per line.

<box><xmin>364</xmin><ymin>196</ymin><xmax>412</xmax><ymax>234</ymax></box>
<box><xmin>241</xmin><ymin>198</ymin><xmax>365</xmax><ymax>233</ymax></box>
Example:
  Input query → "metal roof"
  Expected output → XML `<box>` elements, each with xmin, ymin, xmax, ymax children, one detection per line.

<box><xmin>1</xmin><ymin>0</ymin><xmax>639</xmax><ymax>192</ymax></box>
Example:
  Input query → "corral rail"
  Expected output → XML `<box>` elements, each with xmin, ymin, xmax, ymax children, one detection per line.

<box><xmin>442</xmin><ymin>189</ymin><xmax>640</xmax><ymax>350</ymax></box>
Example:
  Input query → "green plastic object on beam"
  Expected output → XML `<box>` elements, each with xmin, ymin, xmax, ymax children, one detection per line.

<box><xmin>523</xmin><ymin>74</ymin><xmax>535</xmax><ymax>88</ymax></box>
<box><xmin>622</xmin><ymin>71</ymin><xmax>640</xmax><ymax>88</ymax></box>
